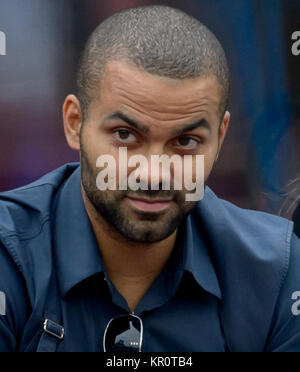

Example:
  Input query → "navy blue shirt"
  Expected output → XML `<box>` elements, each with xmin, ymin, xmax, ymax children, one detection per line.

<box><xmin>0</xmin><ymin>163</ymin><xmax>300</xmax><ymax>352</ymax></box>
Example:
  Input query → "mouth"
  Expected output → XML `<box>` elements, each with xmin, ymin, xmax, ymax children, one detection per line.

<box><xmin>126</xmin><ymin>196</ymin><xmax>173</xmax><ymax>213</ymax></box>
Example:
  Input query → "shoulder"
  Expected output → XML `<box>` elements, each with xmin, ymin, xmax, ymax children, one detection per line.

<box><xmin>264</xmin><ymin>232</ymin><xmax>300</xmax><ymax>351</ymax></box>
<box><xmin>197</xmin><ymin>187</ymin><xmax>293</xmax><ymax>268</ymax></box>
<box><xmin>0</xmin><ymin>163</ymin><xmax>79</xmax><ymax>302</ymax></box>
<box><xmin>0</xmin><ymin>163</ymin><xmax>79</xmax><ymax>237</ymax></box>
<box><xmin>194</xmin><ymin>187</ymin><xmax>298</xmax><ymax>351</ymax></box>
<box><xmin>0</xmin><ymin>163</ymin><xmax>79</xmax><ymax>349</ymax></box>
<box><xmin>215</xmin><ymin>192</ymin><xmax>295</xmax><ymax>287</ymax></box>
<box><xmin>205</xmin><ymin>186</ymin><xmax>291</xmax><ymax>235</ymax></box>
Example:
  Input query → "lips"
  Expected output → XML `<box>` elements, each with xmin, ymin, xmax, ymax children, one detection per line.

<box><xmin>126</xmin><ymin>197</ymin><xmax>172</xmax><ymax>213</ymax></box>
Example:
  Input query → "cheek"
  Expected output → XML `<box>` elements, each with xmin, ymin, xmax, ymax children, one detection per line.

<box><xmin>203</xmin><ymin>155</ymin><xmax>216</xmax><ymax>180</ymax></box>
<box><xmin>83</xmin><ymin>129</ymin><xmax>119</xmax><ymax>165</ymax></box>
<box><xmin>203</xmin><ymin>143</ymin><xmax>219</xmax><ymax>177</ymax></box>
<box><xmin>179</xmin><ymin>148</ymin><xmax>217</xmax><ymax>186</ymax></box>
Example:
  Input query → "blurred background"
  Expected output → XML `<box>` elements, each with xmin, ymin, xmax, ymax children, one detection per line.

<box><xmin>0</xmin><ymin>0</ymin><xmax>299</xmax><ymax>216</ymax></box>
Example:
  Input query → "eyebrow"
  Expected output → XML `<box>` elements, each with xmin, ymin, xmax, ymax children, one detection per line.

<box><xmin>174</xmin><ymin>119</ymin><xmax>211</xmax><ymax>136</ymax></box>
<box><xmin>104</xmin><ymin>112</ymin><xmax>150</xmax><ymax>134</ymax></box>
<box><xmin>104</xmin><ymin>111</ymin><xmax>211</xmax><ymax>136</ymax></box>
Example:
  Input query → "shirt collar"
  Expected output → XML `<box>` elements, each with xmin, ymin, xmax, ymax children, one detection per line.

<box><xmin>53</xmin><ymin>166</ymin><xmax>105</xmax><ymax>297</ymax></box>
<box><xmin>180</xmin><ymin>207</ymin><xmax>222</xmax><ymax>300</ymax></box>
<box><xmin>53</xmin><ymin>166</ymin><xmax>222</xmax><ymax>300</ymax></box>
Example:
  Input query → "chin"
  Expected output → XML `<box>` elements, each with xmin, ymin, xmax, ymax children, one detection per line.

<box><xmin>119</xmin><ymin>221</ymin><xmax>177</xmax><ymax>243</ymax></box>
<box><xmin>125</xmin><ymin>234</ymin><xmax>170</xmax><ymax>244</ymax></box>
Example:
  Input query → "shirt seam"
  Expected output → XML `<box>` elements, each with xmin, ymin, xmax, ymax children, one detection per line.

<box><xmin>0</xmin><ymin>215</ymin><xmax>51</xmax><ymax>241</ymax></box>
<box><xmin>0</xmin><ymin>182</ymin><xmax>60</xmax><ymax>194</ymax></box>
<box><xmin>264</xmin><ymin>220</ymin><xmax>293</xmax><ymax>351</ymax></box>
<box><xmin>279</xmin><ymin>220</ymin><xmax>293</xmax><ymax>291</ymax></box>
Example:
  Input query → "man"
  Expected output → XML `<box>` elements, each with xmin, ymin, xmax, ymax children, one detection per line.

<box><xmin>0</xmin><ymin>5</ymin><xmax>300</xmax><ymax>352</ymax></box>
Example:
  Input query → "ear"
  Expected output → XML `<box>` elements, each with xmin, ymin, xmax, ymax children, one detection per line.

<box><xmin>216</xmin><ymin>110</ymin><xmax>230</xmax><ymax>161</ymax></box>
<box><xmin>63</xmin><ymin>95</ymin><xmax>83</xmax><ymax>151</ymax></box>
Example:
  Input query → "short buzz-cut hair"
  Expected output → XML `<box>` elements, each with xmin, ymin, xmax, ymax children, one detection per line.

<box><xmin>76</xmin><ymin>5</ymin><xmax>230</xmax><ymax>121</ymax></box>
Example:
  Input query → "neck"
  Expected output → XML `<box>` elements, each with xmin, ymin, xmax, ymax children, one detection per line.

<box><xmin>81</xmin><ymin>185</ymin><xmax>177</xmax><ymax>311</ymax></box>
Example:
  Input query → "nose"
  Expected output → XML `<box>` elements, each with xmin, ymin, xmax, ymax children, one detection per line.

<box><xmin>129</xmin><ymin>146</ymin><xmax>178</xmax><ymax>190</ymax></box>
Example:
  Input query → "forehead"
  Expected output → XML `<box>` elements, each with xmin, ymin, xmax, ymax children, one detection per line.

<box><xmin>95</xmin><ymin>60</ymin><xmax>222</xmax><ymax>123</ymax></box>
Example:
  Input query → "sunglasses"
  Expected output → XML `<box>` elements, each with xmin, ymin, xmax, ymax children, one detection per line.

<box><xmin>103</xmin><ymin>314</ymin><xmax>143</xmax><ymax>352</ymax></box>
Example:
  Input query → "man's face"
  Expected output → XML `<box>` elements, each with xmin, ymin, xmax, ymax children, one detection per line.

<box><xmin>78</xmin><ymin>60</ymin><xmax>230</xmax><ymax>243</ymax></box>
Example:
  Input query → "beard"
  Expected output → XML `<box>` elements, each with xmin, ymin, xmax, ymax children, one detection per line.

<box><xmin>80</xmin><ymin>142</ymin><xmax>199</xmax><ymax>243</ymax></box>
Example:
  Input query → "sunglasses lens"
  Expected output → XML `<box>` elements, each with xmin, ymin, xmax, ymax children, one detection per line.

<box><xmin>104</xmin><ymin>316</ymin><xmax>142</xmax><ymax>352</ymax></box>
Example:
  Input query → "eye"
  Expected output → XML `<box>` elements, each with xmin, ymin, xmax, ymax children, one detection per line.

<box><xmin>176</xmin><ymin>136</ymin><xmax>200</xmax><ymax>150</ymax></box>
<box><xmin>114</xmin><ymin>129</ymin><xmax>137</xmax><ymax>144</ymax></box>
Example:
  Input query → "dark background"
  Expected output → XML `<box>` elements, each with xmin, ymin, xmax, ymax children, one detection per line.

<box><xmin>0</xmin><ymin>0</ymin><xmax>299</xmax><ymax>216</ymax></box>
